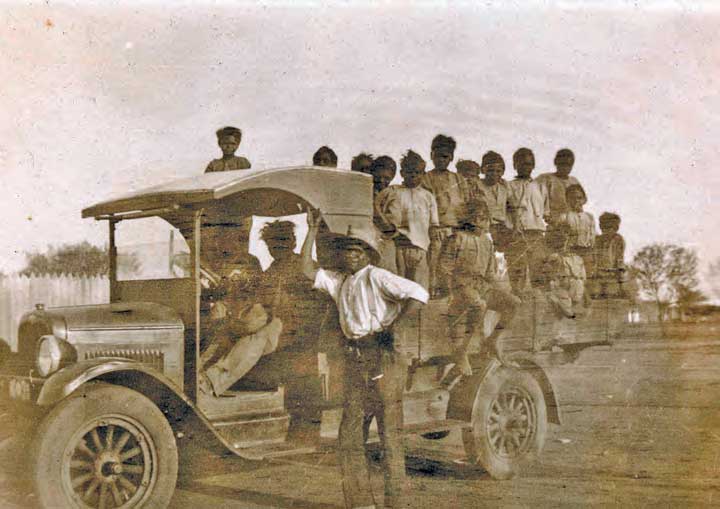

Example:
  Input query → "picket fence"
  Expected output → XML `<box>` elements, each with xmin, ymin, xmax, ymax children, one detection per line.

<box><xmin>0</xmin><ymin>274</ymin><xmax>109</xmax><ymax>350</ymax></box>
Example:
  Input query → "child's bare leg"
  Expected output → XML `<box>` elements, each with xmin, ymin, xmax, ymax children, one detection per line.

<box><xmin>485</xmin><ymin>289</ymin><xmax>521</xmax><ymax>363</ymax></box>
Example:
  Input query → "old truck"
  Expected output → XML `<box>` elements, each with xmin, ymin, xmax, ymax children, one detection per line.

<box><xmin>0</xmin><ymin>166</ymin><xmax>628</xmax><ymax>508</ymax></box>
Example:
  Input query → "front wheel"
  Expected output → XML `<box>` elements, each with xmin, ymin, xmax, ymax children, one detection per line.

<box><xmin>462</xmin><ymin>367</ymin><xmax>547</xmax><ymax>479</ymax></box>
<box><xmin>33</xmin><ymin>382</ymin><xmax>178</xmax><ymax>508</ymax></box>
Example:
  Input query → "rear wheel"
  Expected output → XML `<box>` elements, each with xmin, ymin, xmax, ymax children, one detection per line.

<box><xmin>462</xmin><ymin>367</ymin><xmax>547</xmax><ymax>479</ymax></box>
<box><xmin>33</xmin><ymin>382</ymin><xmax>178</xmax><ymax>508</ymax></box>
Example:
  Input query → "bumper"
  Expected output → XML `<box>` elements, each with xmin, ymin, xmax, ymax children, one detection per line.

<box><xmin>0</xmin><ymin>369</ymin><xmax>45</xmax><ymax>409</ymax></box>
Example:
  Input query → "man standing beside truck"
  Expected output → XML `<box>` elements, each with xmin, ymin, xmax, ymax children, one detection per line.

<box><xmin>301</xmin><ymin>209</ymin><xmax>428</xmax><ymax>509</ymax></box>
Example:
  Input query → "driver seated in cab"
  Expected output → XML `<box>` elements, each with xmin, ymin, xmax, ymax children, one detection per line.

<box><xmin>198</xmin><ymin>221</ymin><xmax>282</xmax><ymax>397</ymax></box>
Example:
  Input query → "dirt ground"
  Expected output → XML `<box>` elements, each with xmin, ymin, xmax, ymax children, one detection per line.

<box><xmin>1</xmin><ymin>324</ymin><xmax>719</xmax><ymax>508</ymax></box>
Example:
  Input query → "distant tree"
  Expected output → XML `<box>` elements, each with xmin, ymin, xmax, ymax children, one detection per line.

<box><xmin>676</xmin><ymin>284</ymin><xmax>707</xmax><ymax>318</ymax></box>
<box><xmin>21</xmin><ymin>242</ymin><xmax>140</xmax><ymax>277</ymax></box>
<box><xmin>630</xmin><ymin>243</ymin><xmax>702</xmax><ymax>322</ymax></box>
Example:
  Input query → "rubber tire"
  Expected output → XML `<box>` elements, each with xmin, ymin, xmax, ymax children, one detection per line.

<box><xmin>32</xmin><ymin>382</ymin><xmax>178</xmax><ymax>509</ymax></box>
<box><xmin>462</xmin><ymin>367</ymin><xmax>547</xmax><ymax>480</ymax></box>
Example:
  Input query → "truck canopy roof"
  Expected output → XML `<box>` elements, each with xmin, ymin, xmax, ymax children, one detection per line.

<box><xmin>82</xmin><ymin>165</ymin><xmax>376</xmax><ymax>241</ymax></box>
<box><xmin>82</xmin><ymin>166</ymin><xmax>372</xmax><ymax>218</ymax></box>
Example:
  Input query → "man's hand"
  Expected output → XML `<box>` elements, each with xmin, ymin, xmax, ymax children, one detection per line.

<box><xmin>302</xmin><ymin>208</ymin><xmax>322</xmax><ymax>280</ymax></box>
<box><xmin>307</xmin><ymin>207</ymin><xmax>324</xmax><ymax>229</ymax></box>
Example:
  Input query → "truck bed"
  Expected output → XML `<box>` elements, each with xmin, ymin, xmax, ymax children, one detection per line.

<box><xmin>394</xmin><ymin>292</ymin><xmax>630</xmax><ymax>362</ymax></box>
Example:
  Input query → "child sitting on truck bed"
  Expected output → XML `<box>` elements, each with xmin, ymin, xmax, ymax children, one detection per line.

<box><xmin>440</xmin><ymin>199</ymin><xmax>521</xmax><ymax>380</ymax></box>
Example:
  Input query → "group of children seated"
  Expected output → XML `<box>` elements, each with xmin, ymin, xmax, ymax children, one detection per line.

<box><xmin>202</xmin><ymin>126</ymin><xmax>629</xmax><ymax>384</ymax></box>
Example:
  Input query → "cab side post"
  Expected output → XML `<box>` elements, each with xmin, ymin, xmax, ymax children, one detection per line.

<box><xmin>109</xmin><ymin>218</ymin><xmax>118</xmax><ymax>302</ymax></box>
<box><xmin>192</xmin><ymin>209</ymin><xmax>203</xmax><ymax>403</ymax></box>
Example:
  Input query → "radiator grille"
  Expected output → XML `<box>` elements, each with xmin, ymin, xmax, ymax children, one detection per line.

<box><xmin>85</xmin><ymin>348</ymin><xmax>164</xmax><ymax>371</ymax></box>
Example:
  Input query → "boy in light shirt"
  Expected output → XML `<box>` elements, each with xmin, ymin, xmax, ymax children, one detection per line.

<box><xmin>375</xmin><ymin>150</ymin><xmax>439</xmax><ymax>288</ymax></box>
<box><xmin>536</xmin><ymin>148</ymin><xmax>582</xmax><ymax>225</ymax></box>
<box><xmin>301</xmin><ymin>210</ymin><xmax>428</xmax><ymax>509</ymax></box>
<box><xmin>420</xmin><ymin>134</ymin><xmax>471</xmax><ymax>297</ymax></box>
<box><xmin>506</xmin><ymin>147</ymin><xmax>549</xmax><ymax>294</ymax></box>
<box><xmin>557</xmin><ymin>184</ymin><xmax>596</xmax><ymax>278</ymax></box>
<box><xmin>474</xmin><ymin>151</ymin><xmax>511</xmax><ymax>253</ymax></box>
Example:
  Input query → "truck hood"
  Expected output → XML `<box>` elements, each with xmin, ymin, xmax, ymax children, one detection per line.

<box><xmin>42</xmin><ymin>302</ymin><xmax>183</xmax><ymax>336</ymax></box>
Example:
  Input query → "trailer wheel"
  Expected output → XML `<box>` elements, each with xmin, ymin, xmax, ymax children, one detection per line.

<box><xmin>462</xmin><ymin>367</ymin><xmax>547</xmax><ymax>479</ymax></box>
<box><xmin>33</xmin><ymin>382</ymin><xmax>178</xmax><ymax>508</ymax></box>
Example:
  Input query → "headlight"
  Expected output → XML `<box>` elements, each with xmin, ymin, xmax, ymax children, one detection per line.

<box><xmin>36</xmin><ymin>335</ymin><xmax>62</xmax><ymax>377</ymax></box>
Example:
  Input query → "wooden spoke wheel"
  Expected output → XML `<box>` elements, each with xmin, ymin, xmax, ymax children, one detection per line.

<box><xmin>462</xmin><ymin>367</ymin><xmax>547</xmax><ymax>479</ymax></box>
<box><xmin>33</xmin><ymin>383</ymin><xmax>178</xmax><ymax>509</ymax></box>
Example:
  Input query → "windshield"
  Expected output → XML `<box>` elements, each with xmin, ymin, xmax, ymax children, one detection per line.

<box><xmin>115</xmin><ymin>217</ymin><xmax>191</xmax><ymax>280</ymax></box>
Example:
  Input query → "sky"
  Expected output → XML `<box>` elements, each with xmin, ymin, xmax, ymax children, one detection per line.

<box><xmin>1</xmin><ymin>1</ymin><xmax>719</xmax><ymax>292</ymax></box>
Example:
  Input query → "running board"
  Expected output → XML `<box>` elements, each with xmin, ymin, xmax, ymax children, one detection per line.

<box><xmin>404</xmin><ymin>418</ymin><xmax>471</xmax><ymax>435</ymax></box>
<box><xmin>237</xmin><ymin>441</ymin><xmax>319</xmax><ymax>460</ymax></box>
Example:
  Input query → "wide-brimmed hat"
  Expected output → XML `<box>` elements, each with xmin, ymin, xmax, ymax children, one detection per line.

<box><xmin>331</xmin><ymin>224</ymin><xmax>382</xmax><ymax>265</ymax></box>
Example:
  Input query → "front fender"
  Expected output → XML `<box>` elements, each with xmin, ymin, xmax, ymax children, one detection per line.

<box><xmin>447</xmin><ymin>355</ymin><xmax>562</xmax><ymax>426</ymax></box>
<box><xmin>37</xmin><ymin>358</ymin><xmax>186</xmax><ymax>407</ymax></box>
<box><xmin>35</xmin><ymin>359</ymin><xmax>258</xmax><ymax>460</ymax></box>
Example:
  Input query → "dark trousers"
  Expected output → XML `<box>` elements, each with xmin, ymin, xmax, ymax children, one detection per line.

<box><xmin>505</xmin><ymin>230</ymin><xmax>548</xmax><ymax>293</ymax></box>
<box><xmin>339</xmin><ymin>338</ymin><xmax>407</xmax><ymax>509</ymax></box>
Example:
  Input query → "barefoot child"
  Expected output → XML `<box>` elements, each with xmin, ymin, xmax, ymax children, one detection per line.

<box><xmin>441</xmin><ymin>200</ymin><xmax>520</xmax><ymax>380</ymax></box>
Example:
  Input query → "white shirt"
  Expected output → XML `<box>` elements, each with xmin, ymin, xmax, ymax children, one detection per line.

<box><xmin>507</xmin><ymin>178</ymin><xmax>548</xmax><ymax>232</ymax></box>
<box><xmin>313</xmin><ymin>265</ymin><xmax>429</xmax><ymax>340</ymax></box>
<box><xmin>376</xmin><ymin>185</ymin><xmax>439</xmax><ymax>251</ymax></box>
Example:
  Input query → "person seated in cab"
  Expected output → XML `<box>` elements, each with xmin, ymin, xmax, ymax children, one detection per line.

<box><xmin>258</xmin><ymin>219</ymin><xmax>327</xmax><ymax>350</ymax></box>
<box><xmin>592</xmin><ymin>212</ymin><xmax>627</xmax><ymax>298</ymax></box>
<box><xmin>205</xmin><ymin>126</ymin><xmax>252</xmax><ymax>173</ymax></box>
<box><xmin>199</xmin><ymin>221</ymin><xmax>282</xmax><ymax>397</ymax></box>
<box><xmin>313</xmin><ymin>146</ymin><xmax>338</xmax><ymax>168</ymax></box>
<box><xmin>302</xmin><ymin>209</ymin><xmax>428</xmax><ymax>509</ymax></box>
<box><xmin>440</xmin><ymin>199</ymin><xmax>521</xmax><ymax>381</ymax></box>
<box><xmin>375</xmin><ymin>150</ymin><xmax>439</xmax><ymax>288</ymax></box>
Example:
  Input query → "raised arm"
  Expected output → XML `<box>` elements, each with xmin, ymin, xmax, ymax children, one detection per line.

<box><xmin>301</xmin><ymin>208</ymin><xmax>323</xmax><ymax>281</ymax></box>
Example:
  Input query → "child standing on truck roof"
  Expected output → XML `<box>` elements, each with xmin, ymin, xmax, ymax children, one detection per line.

<box><xmin>205</xmin><ymin>126</ymin><xmax>252</xmax><ymax>173</ymax></box>
<box><xmin>440</xmin><ymin>200</ymin><xmax>521</xmax><ymax>381</ymax></box>
<box><xmin>421</xmin><ymin>134</ymin><xmax>471</xmax><ymax>297</ymax></box>
<box><xmin>301</xmin><ymin>209</ymin><xmax>428</xmax><ymax>509</ymax></box>
<box><xmin>375</xmin><ymin>150</ymin><xmax>439</xmax><ymax>289</ymax></box>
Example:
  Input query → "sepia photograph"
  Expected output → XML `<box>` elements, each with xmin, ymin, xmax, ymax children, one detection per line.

<box><xmin>0</xmin><ymin>1</ymin><xmax>718</xmax><ymax>507</ymax></box>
